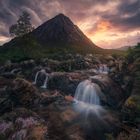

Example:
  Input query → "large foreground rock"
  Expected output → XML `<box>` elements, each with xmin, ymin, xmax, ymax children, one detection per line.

<box><xmin>10</xmin><ymin>78</ymin><xmax>41</xmax><ymax>107</ymax></box>
<box><xmin>90</xmin><ymin>75</ymin><xmax>125</xmax><ymax>108</ymax></box>
<box><xmin>48</xmin><ymin>72</ymin><xmax>88</xmax><ymax>95</ymax></box>
<box><xmin>0</xmin><ymin>78</ymin><xmax>41</xmax><ymax>115</ymax></box>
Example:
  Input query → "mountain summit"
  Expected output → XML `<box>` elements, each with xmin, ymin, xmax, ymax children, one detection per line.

<box><xmin>32</xmin><ymin>13</ymin><xmax>98</xmax><ymax>49</ymax></box>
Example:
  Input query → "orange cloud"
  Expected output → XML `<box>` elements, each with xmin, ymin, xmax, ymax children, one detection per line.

<box><xmin>83</xmin><ymin>20</ymin><xmax>114</xmax><ymax>46</ymax></box>
<box><xmin>96</xmin><ymin>20</ymin><xmax>112</xmax><ymax>32</ymax></box>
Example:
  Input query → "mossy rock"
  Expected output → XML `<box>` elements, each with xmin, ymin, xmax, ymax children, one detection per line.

<box><xmin>122</xmin><ymin>95</ymin><xmax>140</xmax><ymax>124</ymax></box>
<box><xmin>124</xmin><ymin>95</ymin><xmax>140</xmax><ymax>112</ymax></box>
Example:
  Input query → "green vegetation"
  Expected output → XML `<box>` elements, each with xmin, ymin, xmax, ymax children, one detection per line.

<box><xmin>0</xmin><ymin>37</ymin><xmax>125</xmax><ymax>63</ymax></box>
<box><xmin>0</xmin><ymin>34</ymin><xmax>94</xmax><ymax>62</ymax></box>
<box><xmin>122</xmin><ymin>43</ymin><xmax>140</xmax><ymax>125</ymax></box>
<box><xmin>0</xmin><ymin>35</ymin><xmax>44</xmax><ymax>62</ymax></box>
<box><xmin>126</xmin><ymin>43</ymin><xmax>140</xmax><ymax>63</ymax></box>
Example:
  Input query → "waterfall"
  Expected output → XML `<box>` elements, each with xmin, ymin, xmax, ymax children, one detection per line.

<box><xmin>40</xmin><ymin>74</ymin><xmax>49</xmax><ymax>89</ymax></box>
<box><xmin>33</xmin><ymin>69</ymin><xmax>49</xmax><ymax>89</ymax></box>
<box><xmin>73</xmin><ymin>78</ymin><xmax>112</xmax><ymax>134</ymax></box>
<box><xmin>74</xmin><ymin>80</ymin><xmax>100</xmax><ymax>105</ymax></box>
<box><xmin>73</xmin><ymin>79</ymin><xmax>106</xmax><ymax>118</ymax></box>
<box><xmin>33</xmin><ymin>71</ymin><xmax>40</xmax><ymax>85</ymax></box>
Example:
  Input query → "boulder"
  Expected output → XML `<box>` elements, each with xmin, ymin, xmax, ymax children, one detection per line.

<box><xmin>9</xmin><ymin>78</ymin><xmax>40</xmax><ymax>108</ymax></box>
<box><xmin>90</xmin><ymin>75</ymin><xmax>125</xmax><ymax>108</ymax></box>
<box><xmin>0</xmin><ymin>72</ymin><xmax>16</xmax><ymax>79</ymax></box>
<box><xmin>48</xmin><ymin>72</ymin><xmax>86</xmax><ymax>95</ymax></box>
<box><xmin>20</xmin><ymin>59</ymin><xmax>36</xmax><ymax>69</ymax></box>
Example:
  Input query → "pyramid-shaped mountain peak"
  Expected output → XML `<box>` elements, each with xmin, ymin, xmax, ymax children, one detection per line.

<box><xmin>32</xmin><ymin>13</ymin><xmax>98</xmax><ymax>49</ymax></box>
<box><xmin>47</xmin><ymin>13</ymin><xmax>74</xmax><ymax>27</ymax></box>
<box><xmin>54</xmin><ymin>13</ymin><xmax>68</xmax><ymax>18</ymax></box>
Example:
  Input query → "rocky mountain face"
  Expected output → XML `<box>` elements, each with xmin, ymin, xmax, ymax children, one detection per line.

<box><xmin>32</xmin><ymin>14</ymin><xmax>98</xmax><ymax>48</ymax></box>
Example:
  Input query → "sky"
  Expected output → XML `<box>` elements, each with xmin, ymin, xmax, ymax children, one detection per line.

<box><xmin>0</xmin><ymin>0</ymin><xmax>140</xmax><ymax>49</ymax></box>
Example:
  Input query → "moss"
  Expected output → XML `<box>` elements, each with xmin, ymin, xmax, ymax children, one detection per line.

<box><xmin>105</xmin><ymin>133</ymin><xmax>114</xmax><ymax>140</ymax></box>
<box><xmin>125</xmin><ymin>95</ymin><xmax>140</xmax><ymax>111</ymax></box>
<box><xmin>0</xmin><ymin>134</ymin><xmax>7</xmax><ymax>140</ymax></box>
<box><xmin>122</xmin><ymin>95</ymin><xmax>140</xmax><ymax>124</ymax></box>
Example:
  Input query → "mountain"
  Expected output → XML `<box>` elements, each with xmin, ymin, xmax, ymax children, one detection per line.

<box><xmin>0</xmin><ymin>13</ymin><xmax>104</xmax><ymax>62</ymax></box>
<box><xmin>32</xmin><ymin>14</ymin><xmax>97</xmax><ymax>47</ymax></box>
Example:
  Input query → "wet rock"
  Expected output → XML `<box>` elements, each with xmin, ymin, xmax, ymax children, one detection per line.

<box><xmin>40</xmin><ymin>91</ymin><xmax>64</xmax><ymax>106</ymax></box>
<box><xmin>91</xmin><ymin>75</ymin><xmax>125</xmax><ymax>108</ymax></box>
<box><xmin>108</xmin><ymin>60</ymin><xmax>116</xmax><ymax>67</ymax></box>
<box><xmin>122</xmin><ymin>76</ymin><xmax>133</xmax><ymax>96</ymax></box>
<box><xmin>109</xmin><ymin>67</ymin><xmax>118</xmax><ymax>73</ymax></box>
<box><xmin>33</xmin><ymin>69</ymin><xmax>50</xmax><ymax>87</ymax></box>
<box><xmin>0</xmin><ymin>72</ymin><xmax>16</xmax><ymax>79</ymax></box>
<box><xmin>20</xmin><ymin>59</ymin><xmax>36</xmax><ymax>69</ymax></box>
<box><xmin>48</xmin><ymin>72</ymin><xmax>83</xmax><ymax>95</ymax></box>
<box><xmin>0</xmin><ymin>77</ymin><xmax>13</xmax><ymax>98</ymax></box>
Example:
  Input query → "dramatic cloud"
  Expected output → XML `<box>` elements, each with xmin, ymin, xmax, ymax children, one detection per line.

<box><xmin>0</xmin><ymin>0</ymin><xmax>140</xmax><ymax>48</ymax></box>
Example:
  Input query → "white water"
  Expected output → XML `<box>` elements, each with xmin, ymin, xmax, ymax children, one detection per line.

<box><xmin>33</xmin><ymin>71</ymin><xmax>40</xmax><ymax>85</ymax></box>
<box><xmin>40</xmin><ymin>74</ymin><xmax>49</xmax><ymax>89</ymax></box>
<box><xmin>74</xmin><ymin>79</ymin><xmax>106</xmax><ymax>119</ymax></box>
<box><xmin>74</xmin><ymin>80</ymin><xmax>100</xmax><ymax>105</ymax></box>
<box><xmin>89</xmin><ymin>64</ymin><xmax>109</xmax><ymax>75</ymax></box>
<box><xmin>98</xmin><ymin>64</ymin><xmax>109</xmax><ymax>74</ymax></box>
<box><xmin>33</xmin><ymin>69</ymin><xmax>49</xmax><ymax>89</ymax></box>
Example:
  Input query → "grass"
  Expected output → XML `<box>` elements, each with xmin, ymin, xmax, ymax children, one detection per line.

<box><xmin>0</xmin><ymin>35</ymin><xmax>125</xmax><ymax>63</ymax></box>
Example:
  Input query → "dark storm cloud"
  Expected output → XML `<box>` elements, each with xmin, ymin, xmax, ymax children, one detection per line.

<box><xmin>118</xmin><ymin>0</ymin><xmax>139</xmax><ymax>15</ymax></box>
<box><xmin>101</xmin><ymin>0</ymin><xmax>140</xmax><ymax>31</ymax></box>
<box><xmin>0</xmin><ymin>0</ymin><xmax>46</xmax><ymax>40</ymax></box>
<box><xmin>0</xmin><ymin>0</ymin><xmax>110</xmax><ymax>39</ymax></box>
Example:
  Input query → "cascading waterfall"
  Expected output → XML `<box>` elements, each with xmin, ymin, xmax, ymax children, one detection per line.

<box><xmin>33</xmin><ymin>69</ymin><xmax>49</xmax><ymax>89</ymax></box>
<box><xmin>74</xmin><ymin>80</ymin><xmax>100</xmax><ymax>105</ymax></box>
<box><xmin>90</xmin><ymin>64</ymin><xmax>109</xmax><ymax>75</ymax></box>
<box><xmin>73</xmin><ymin>77</ymin><xmax>112</xmax><ymax>138</ymax></box>
<box><xmin>73</xmin><ymin>79</ymin><xmax>106</xmax><ymax>119</ymax></box>
<box><xmin>33</xmin><ymin>71</ymin><xmax>40</xmax><ymax>85</ymax></box>
<box><xmin>40</xmin><ymin>74</ymin><xmax>49</xmax><ymax>89</ymax></box>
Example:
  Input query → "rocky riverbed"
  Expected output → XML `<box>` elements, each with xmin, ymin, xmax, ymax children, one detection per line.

<box><xmin>0</xmin><ymin>54</ymin><xmax>139</xmax><ymax>140</ymax></box>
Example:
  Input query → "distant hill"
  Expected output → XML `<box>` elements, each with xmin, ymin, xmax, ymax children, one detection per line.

<box><xmin>0</xmin><ymin>13</ymin><xmax>121</xmax><ymax>62</ymax></box>
<box><xmin>117</xmin><ymin>46</ymin><xmax>135</xmax><ymax>51</ymax></box>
